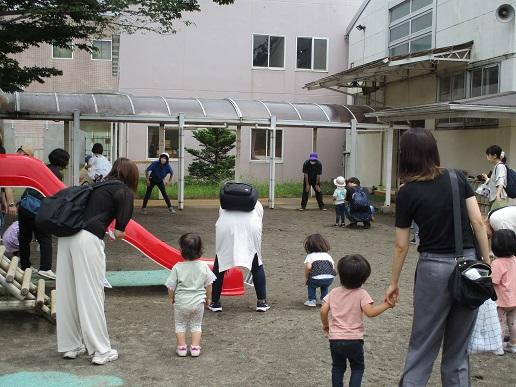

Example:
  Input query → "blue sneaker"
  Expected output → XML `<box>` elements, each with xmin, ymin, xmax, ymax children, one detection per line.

<box><xmin>256</xmin><ymin>301</ymin><xmax>270</xmax><ymax>312</ymax></box>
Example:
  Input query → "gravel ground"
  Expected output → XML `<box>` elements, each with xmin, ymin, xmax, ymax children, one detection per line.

<box><xmin>0</xmin><ymin>204</ymin><xmax>514</xmax><ymax>386</ymax></box>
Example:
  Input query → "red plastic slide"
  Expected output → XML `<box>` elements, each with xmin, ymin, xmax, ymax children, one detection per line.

<box><xmin>0</xmin><ymin>154</ymin><xmax>244</xmax><ymax>296</ymax></box>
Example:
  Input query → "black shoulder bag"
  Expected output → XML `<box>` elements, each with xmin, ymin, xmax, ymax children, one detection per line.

<box><xmin>447</xmin><ymin>169</ymin><xmax>497</xmax><ymax>310</ymax></box>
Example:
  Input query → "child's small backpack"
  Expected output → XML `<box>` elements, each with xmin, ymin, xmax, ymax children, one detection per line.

<box><xmin>350</xmin><ymin>188</ymin><xmax>370</xmax><ymax>212</ymax></box>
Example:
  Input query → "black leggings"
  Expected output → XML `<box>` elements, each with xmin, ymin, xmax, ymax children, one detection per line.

<box><xmin>142</xmin><ymin>180</ymin><xmax>172</xmax><ymax>209</ymax></box>
<box><xmin>212</xmin><ymin>254</ymin><xmax>267</xmax><ymax>303</ymax></box>
<box><xmin>18</xmin><ymin>207</ymin><xmax>53</xmax><ymax>271</ymax></box>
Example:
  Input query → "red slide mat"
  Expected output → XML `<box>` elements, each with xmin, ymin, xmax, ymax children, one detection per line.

<box><xmin>0</xmin><ymin>154</ymin><xmax>244</xmax><ymax>296</ymax></box>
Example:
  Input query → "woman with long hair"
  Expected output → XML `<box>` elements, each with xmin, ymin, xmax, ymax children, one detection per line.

<box><xmin>56</xmin><ymin>158</ymin><xmax>139</xmax><ymax>365</ymax></box>
<box><xmin>482</xmin><ymin>145</ymin><xmax>508</xmax><ymax>211</ymax></box>
<box><xmin>385</xmin><ymin>128</ymin><xmax>490</xmax><ymax>386</ymax></box>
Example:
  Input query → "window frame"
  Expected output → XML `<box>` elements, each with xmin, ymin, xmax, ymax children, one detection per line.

<box><xmin>251</xmin><ymin>33</ymin><xmax>286</xmax><ymax>70</ymax></box>
<box><xmin>388</xmin><ymin>0</ymin><xmax>433</xmax><ymax>56</ymax></box>
<box><xmin>249</xmin><ymin>128</ymin><xmax>284</xmax><ymax>163</ymax></box>
<box><xmin>295</xmin><ymin>36</ymin><xmax>329</xmax><ymax>72</ymax></box>
<box><xmin>90</xmin><ymin>39</ymin><xmax>113</xmax><ymax>61</ymax></box>
<box><xmin>436</xmin><ymin>63</ymin><xmax>501</xmax><ymax>129</ymax></box>
<box><xmin>51</xmin><ymin>43</ymin><xmax>74</xmax><ymax>60</ymax></box>
<box><xmin>470</xmin><ymin>63</ymin><xmax>500</xmax><ymax>98</ymax></box>
<box><xmin>146</xmin><ymin>125</ymin><xmax>180</xmax><ymax>161</ymax></box>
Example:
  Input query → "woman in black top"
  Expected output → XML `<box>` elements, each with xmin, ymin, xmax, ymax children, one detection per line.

<box><xmin>385</xmin><ymin>128</ymin><xmax>490</xmax><ymax>387</ymax></box>
<box><xmin>56</xmin><ymin>158</ymin><xmax>139</xmax><ymax>366</ymax></box>
<box><xmin>18</xmin><ymin>148</ymin><xmax>69</xmax><ymax>279</ymax></box>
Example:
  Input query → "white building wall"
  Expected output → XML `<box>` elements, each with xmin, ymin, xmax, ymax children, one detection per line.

<box><xmin>345</xmin><ymin>0</ymin><xmax>516</xmax><ymax>188</ymax></box>
<box><xmin>119</xmin><ymin>0</ymin><xmax>362</xmax><ymax>182</ymax></box>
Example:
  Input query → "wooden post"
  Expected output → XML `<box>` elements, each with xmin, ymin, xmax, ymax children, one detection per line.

<box><xmin>0</xmin><ymin>256</ymin><xmax>49</xmax><ymax>302</ymax></box>
<box><xmin>0</xmin><ymin>271</ymin><xmax>24</xmax><ymax>301</ymax></box>
<box><xmin>50</xmin><ymin>290</ymin><xmax>57</xmax><ymax>319</ymax></box>
<box><xmin>21</xmin><ymin>268</ymin><xmax>32</xmax><ymax>296</ymax></box>
<box><xmin>6</xmin><ymin>256</ymin><xmax>19</xmax><ymax>283</ymax></box>
<box><xmin>36</xmin><ymin>279</ymin><xmax>46</xmax><ymax>307</ymax></box>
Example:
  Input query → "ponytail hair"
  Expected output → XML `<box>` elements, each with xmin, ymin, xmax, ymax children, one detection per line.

<box><xmin>486</xmin><ymin>145</ymin><xmax>507</xmax><ymax>163</ymax></box>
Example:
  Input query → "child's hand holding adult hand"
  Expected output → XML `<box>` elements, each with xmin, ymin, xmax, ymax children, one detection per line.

<box><xmin>385</xmin><ymin>283</ymin><xmax>399</xmax><ymax>306</ymax></box>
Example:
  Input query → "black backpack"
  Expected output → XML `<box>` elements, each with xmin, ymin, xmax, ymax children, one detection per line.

<box><xmin>35</xmin><ymin>180</ymin><xmax>121</xmax><ymax>237</ymax></box>
<box><xmin>219</xmin><ymin>182</ymin><xmax>258</xmax><ymax>212</ymax></box>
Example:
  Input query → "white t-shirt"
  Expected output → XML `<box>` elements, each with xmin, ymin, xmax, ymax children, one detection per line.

<box><xmin>489</xmin><ymin>205</ymin><xmax>516</xmax><ymax>232</ymax></box>
<box><xmin>88</xmin><ymin>154</ymin><xmax>112</xmax><ymax>180</ymax></box>
<box><xmin>488</xmin><ymin>162</ymin><xmax>507</xmax><ymax>202</ymax></box>
<box><xmin>304</xmin><ymin>252</ymin><xmax>335</xmax><ymax>279</ymax></box>
<box><xmin>215</xmin><ymin>201</ymin><xmax>263</xmax><ymax>272</ymax></box>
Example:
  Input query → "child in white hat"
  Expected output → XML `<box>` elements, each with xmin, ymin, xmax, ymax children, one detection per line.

<box><xmin>333</xmin><ymin>176</ymin><xmax>347</xmax><ymax>227</ymax></box>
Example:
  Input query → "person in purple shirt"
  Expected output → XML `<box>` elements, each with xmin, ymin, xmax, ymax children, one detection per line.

<box><xmin>141</xmin><ymin>152</ymin><xmax>175</xmax><ymax>214</ymax></box>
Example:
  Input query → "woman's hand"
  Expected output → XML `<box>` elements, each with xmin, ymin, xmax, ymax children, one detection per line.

<box><xmin>385</xmin><ymin>283</ymin><xmax>399</xmax><ymax>306</ymax></box>
<box><xmin>481</xmin><ymin>173</ymin><xmax>489</xmax><ymax>181</ymax></box>
<box><xmin>322</xmin><ymin>325</ymin><xmax>329</xmax><ymax>337</ymax></box>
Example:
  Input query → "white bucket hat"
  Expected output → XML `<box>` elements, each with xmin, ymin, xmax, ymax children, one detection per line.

<box><xmin>333</xmin><ymin>176</ymin><xmax>346</xmax><ymax>187</ymax></box>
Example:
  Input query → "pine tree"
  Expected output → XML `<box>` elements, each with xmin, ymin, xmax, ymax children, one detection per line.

<box><xmin>186</xmin><ymin>128</ymin><xmax>236</xmax><ymax>183</ymax></box>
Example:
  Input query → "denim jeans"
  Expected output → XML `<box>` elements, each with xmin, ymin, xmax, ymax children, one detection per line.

<box><xmin>330</xmin><ymin>339</ymin><xmax>365</xmax><ymax>387</ymax></box>
<box><xmin>335</xmin><ymin>204</ymin><xmax>346</xmax><ymax>225</ymax></box>
<box><xmin>344</xmin><ymin>204</ymin><xmax>371</xmax><ymax>224</ymax></box>
<box><xmin>307</xmin><ymin>277</ymin><xmax>334</xmax><ymax>301</ymax></box>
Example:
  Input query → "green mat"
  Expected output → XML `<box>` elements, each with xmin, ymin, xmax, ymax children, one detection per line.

<box><xmin>105</xmin><ymin>270</ymin><xmax>169</xmax><ymax>287</ymax></box>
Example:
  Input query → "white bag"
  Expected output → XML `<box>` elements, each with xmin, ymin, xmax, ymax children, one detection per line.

<box><xmin>475</xmin><ymin>183</ymin><xmax>490</xmax><ymax>198</ymax></box>
<box><xmin>468</xmin><ymin>299</ymin><xmax>503</xmax><ymax>354</ymax></box>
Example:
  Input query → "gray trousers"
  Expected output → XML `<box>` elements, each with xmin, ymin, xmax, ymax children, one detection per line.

<box><xmin>399</xmin><ymin>250</ymin><xmax>478</xmax><ymax>387</ymax></box>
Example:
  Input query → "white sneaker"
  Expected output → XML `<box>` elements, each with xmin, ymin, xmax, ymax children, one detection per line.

<box><xmin>506</xmin><ymin>343</ymin><xmax>516</xmax><ymax>353</ymax></box>
<box><xmin>176</xmin><ymin>346</ymin><xmax>187</xmax><ymax>357</ymax></box>
<box><xmin>92</xmin><ymin>349</ymin><xmax>118</xmax><ymax>365</ymax></box>
<box><xmin>304</xmin><ymin>300</ymin><xmax>317</xmax><ymax>307</ymax></box>
<box><xmin>190</xmin><ymin>346</ymin><xmax>201</xmax><ymax>357</ymax></box>
<box><xmin>38</xmin><ymin>270</ymin><xmax>56</xmax><ymax>280</ymax></box>
<box><xmin>493</xmin><ymin>347</ymin><xmax>505</xmax><ymax>356</ymax></box>
<box><xmin>63</xmin><ymin>345</ymin><xmax>86</xmax><ymax>359</ymax></box>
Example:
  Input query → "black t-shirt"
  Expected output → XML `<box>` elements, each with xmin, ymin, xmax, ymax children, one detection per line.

<box><xmin>395</xmin><ymin>170</ymin><xmax>475</xmax><ymax>254</ymax></box>
<box><xmin>302</xmin><ymin>160</ymin><xmax>322</xmax><ymax>184</ymax></box>
<box><xmin>83</xmin><ymin>181</ymin><xmax>134</xmax><ymax>239</ymax></box>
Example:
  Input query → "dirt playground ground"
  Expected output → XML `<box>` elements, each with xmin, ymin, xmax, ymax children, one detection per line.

<box><xmin>0</xmin><ymin>201</ymin><xmax>514</xmax><ymax>386</ymax></box>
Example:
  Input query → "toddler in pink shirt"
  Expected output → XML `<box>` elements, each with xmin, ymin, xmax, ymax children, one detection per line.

<box><xmin>320</xmin><ymin>255</ymin><xmax>393</xmax><ymax>387</ymax></box>
<box><xmin>491</xmin><ymin>229</ymin><xmax>516</xmax><ymax>354</ymax></box>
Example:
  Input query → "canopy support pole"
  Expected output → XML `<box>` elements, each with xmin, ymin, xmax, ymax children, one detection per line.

<box><xmin>234</xmin><ymin>125</ymin><xmax>241</xmax><ymax>182</ymax></box>
<box><xmin>72</xmin><ymin>111</ymin><xmax>81</xmax><ymax>186</ymax></box>
<box><xmin>349</xmin><ymin>119</ymin><xmax>358</xmax><ymax>177</ymax></box>
<box><xmin>268</xmin><ymin>116</ymin><xmax>277</xmax><ymax>209</ymax></box>
<box><xmin>178</xmin><ymin>114</ymin><xmax>185</xmax><ymax>210</ymax></box>
<box><xmin>384</xmin><ymin>124</ymin><xmax>394</xmax><ymax>208</ymax></box>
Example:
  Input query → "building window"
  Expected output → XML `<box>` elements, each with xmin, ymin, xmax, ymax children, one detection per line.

<box><xmin>253</xmin><ymin>34</ymin><xmax>285</xmax><ymax>69</ymax></box>
<box><xmin>91</xmin><ymin>40</ymin><xmax>112</xmax><ymax>60</ymax></box>
<box><xmin>471</xmin><ymin>65</ymin><xmax>499</xmax><ymax>97</ymax></box>
<box><xmin>52</xmin><ymin>43</ymin><xmax>73</xmax><ymax>59</ymax></box>
<box><xmin>437</xmin><ymin>65</ymin><xmax>499</xmax><ymax>128</ymax></box>
<box><xmin>296</xmin><ymin>37</ymin><xmax>328</xmax><ymax>71</ymax></box>
<box><xmin>147</xmin><ymin>126</ymin><xmax>179</xmax><ymax>159</ymax></box>
<box><xmin>251</xmin><ymin>129</ymin><xmax>283</xmax><ymax>161</ymax></box>
<box><xmin>438</xmin><ymin>73</ymin><xmax>466</xmax><ymax>102</ymax></box>
<box><xmin>389</xmin><ymin>0</ymin><xmax>432</xmax><ymax>56</ymax></box>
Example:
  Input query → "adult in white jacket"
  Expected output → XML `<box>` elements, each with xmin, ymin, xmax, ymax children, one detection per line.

<box><xmin>209</xmin><ymin>201</ymin><xmax>270</xmax><ymax>312</ymax></box>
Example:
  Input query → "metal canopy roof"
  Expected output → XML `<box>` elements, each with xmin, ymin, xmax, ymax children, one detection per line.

<box><xmin>304</xmin><ymin>42</ymin><xmax>473</xmax><ymax>91</ymax></box>
<box><xmin>0</xmin><ymin>92</ymin><xmax>383</xmax><ymax>128</ymax></box>
<box><xmin>365</xmin><ymin>91</ymin><xmax>516</xmax><ymax>121</ymax></box>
